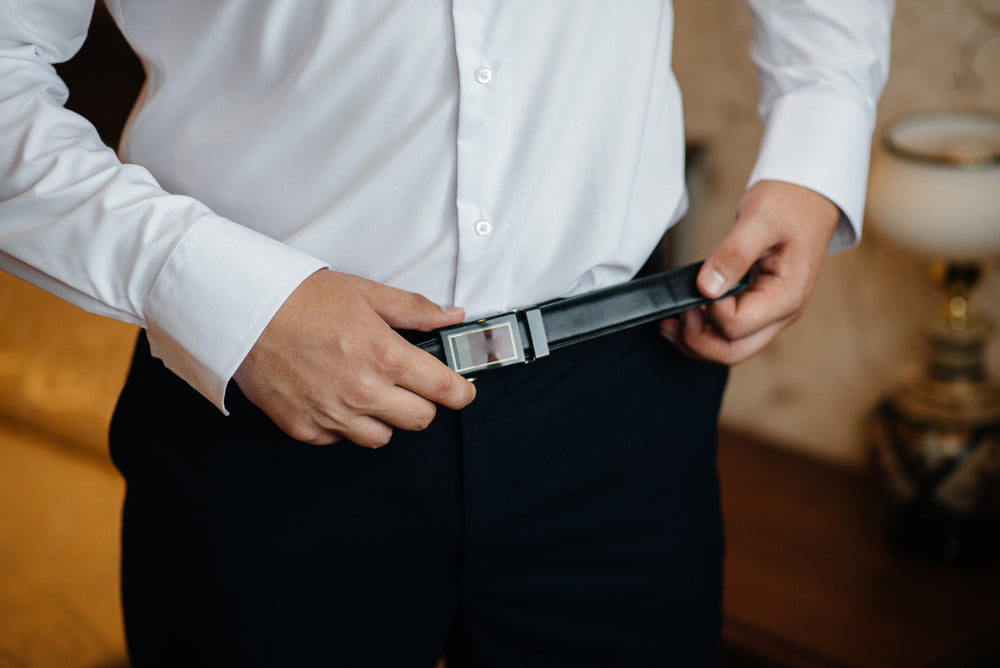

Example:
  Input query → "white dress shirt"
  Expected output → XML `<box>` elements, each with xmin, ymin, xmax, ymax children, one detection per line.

<box><xmin>0</xmin><ymin>0</ymin><xmax>893</xmax><ymax>411</ymax></box>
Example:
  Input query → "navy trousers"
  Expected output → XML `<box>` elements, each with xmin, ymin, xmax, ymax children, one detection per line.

<box><xmin>110</xmin><ymin>325</ymin><xmax>728</xmax><ymax>667</ymax></box>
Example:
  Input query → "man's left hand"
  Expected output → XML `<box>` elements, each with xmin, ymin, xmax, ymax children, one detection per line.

<box><xmin>659</xmin><ymin>179</ymin><xmax>841</xmax><ymax>365</ymax></box>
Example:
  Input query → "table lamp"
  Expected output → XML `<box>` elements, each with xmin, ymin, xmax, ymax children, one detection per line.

<box><xmin>867</xmin><ymin>109</ymin><xmax>1000</xmax><ymax>560</ymax></box>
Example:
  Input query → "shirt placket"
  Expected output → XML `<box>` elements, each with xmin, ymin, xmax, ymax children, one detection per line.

<box><xmin>451</xmin><ymin>0</ymin><xmax>498</xmax><ymax>308</ymax></box>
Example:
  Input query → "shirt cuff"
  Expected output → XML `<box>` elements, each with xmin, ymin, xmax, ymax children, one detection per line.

<box><xmin>747</xmin><ymin>91</ymin><xmax>877</xmax><ymax>253</ymax></box>
<box><xmin>144</xmin><ymin>215</ymin><xmax>328</xmax><ymax>413</ymax></box>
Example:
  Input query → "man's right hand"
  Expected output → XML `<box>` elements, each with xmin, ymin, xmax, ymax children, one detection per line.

<box><xmin>233</xmin><ymin>269</ymin><xmax>476</xmax><ymax>448</ymax></box>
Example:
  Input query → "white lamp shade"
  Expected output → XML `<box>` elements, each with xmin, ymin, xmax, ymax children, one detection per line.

<box><xmin>867</xmin><ymin>110</ymin><xmax>1000</xmax><ymax>260</ymax></box>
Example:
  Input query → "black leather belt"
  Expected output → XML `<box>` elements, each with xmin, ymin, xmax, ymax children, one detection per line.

<box><xmin>411</xmin><ymin>261</ymin><xmax>749</xmax><ymax>378</ymax></box>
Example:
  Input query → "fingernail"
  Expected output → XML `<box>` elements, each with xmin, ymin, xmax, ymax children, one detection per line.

<box><xmin>442</xmin><ymin>305</ymin><xmax>464</xmax><ymax>317</ymax></box>
<box><xmin>703</xmin><ymin>270</ymin><xmax>727</xmax><ymax>298</ymax></box>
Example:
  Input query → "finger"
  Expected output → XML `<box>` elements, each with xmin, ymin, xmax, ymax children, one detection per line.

<box><xmin>295</xmin><ymin>377</ymin><xmax>433</xmax><ymax>447</ymax></box>
<box><xmin>394</xmin><ymin>342</ymin><xmax>477</xmax><ymax>410</ymax></box>
<box><xmin>332</xmin><ymin>415</ymin><xmax>395</xmax><ymax>449</ymax></box>
<box><xmin>302</xmin><ymin>432</ymin><xmax>344</xmax><ymax>447</ymax></box>
<box><xmin>665</xmin><ymin>309</ymin><xmax>713</xmax><ymax>362</ymax></box>
<box><xmin>266</xmin><ymin>409</ymin><xmax>344</xmax><ymax>447</ymax></box>
<box><xmin>659</xmin><ymin>310</ymin><xmax>718</xmax><ymax>363</ymax></box>
<box><xmin>698</xmin><ymin>220</ymin><xmax>776</xmax><ymax>300</ymax></box>
<box><xmin>701</xmin><ymin>268</ymin><xmax>805</xmax><ymax>341</ymax></box>
<box><xmin>366</xmin><ymin>384</ymin><xmax>440</xmax><ymax>433</ymax></box>
<box><xmin>679</xmin><ymin>306</ymin><xmax>793</xmax><ymax>366</ymax></box>
<box><xmin>360</xmin><ymin>281</ymin><xmax>467</xmax><ymax>332</ymax></box>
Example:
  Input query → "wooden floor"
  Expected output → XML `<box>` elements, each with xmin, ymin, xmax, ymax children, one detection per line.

<box><xmin>719</xmin><ymin>430</ymin><xmax>1000</xmax><ymax>668</ymax></box>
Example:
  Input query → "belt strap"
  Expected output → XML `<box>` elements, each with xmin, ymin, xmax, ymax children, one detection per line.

<box><xmin>412</xmin><ymin>261</ymin><xmax>749</xmax><ymax>378</ymax></box>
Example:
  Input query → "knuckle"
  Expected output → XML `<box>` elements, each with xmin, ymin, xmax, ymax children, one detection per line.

<box><xmin>342</xmin><ymin>380</ymin><xmax>379</xmax><ymax>411</ymax></box>
<box><xmin>405</xmin><ymin>290</ymin><xmax>434</xmax><ymax>314</ymax></box>
<box><xmin>377</xmin><ymin>345</ymin><xmax>405</xmax><ymax>375</ymax></box>
<box><xmin>787</xmin><ymin>292</ymin><xmax>808</xmax><ymax>316</ymax></box>
<box><xmin>726</xmin><ymin>248</ymin><xmax>755</xmax><ymax>272</ymax></box>
<box><xmin>356</xmin><ymin>427</ymin><xmax>393</xmax><ymax>449</ymax></box>
<box><xmin>286</xmin><ymin>422</ymin><xmax>332</xmax><ymax>446</ymax></box>
<box><xmin>711</xmin><ymin>323</ymin><xmax>738</xmax><ymax>343</ymax></box>
<box><xmin>720</xmin><ymin>319</ymin><xmax>752</xmax><ymax>342</ymax></box>
<box><xmin>411</xmin><ymin>404</ymin><xmax>437</xmax><ymax>431</ymax></box>
<box><xmin>705</xmin><ymin>311</ymin><xmax>737</xmax><ymax>340</ymax></box>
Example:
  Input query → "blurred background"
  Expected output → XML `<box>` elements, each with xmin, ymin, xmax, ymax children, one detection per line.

<box><xmin>1</xmin><ymin>1</ymin><xmax>998</xmax><ymax>666</ymax></box>
<box><xmin>672</xmin><ymin>0</ymin><xmax>1000</xmax><ymax>466</ymax></box>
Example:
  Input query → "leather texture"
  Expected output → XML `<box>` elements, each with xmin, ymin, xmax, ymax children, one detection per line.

<box><xmin>412</xmin><ymin>261</ymin><xmax>749</xmax><ymax>373</ymax></box>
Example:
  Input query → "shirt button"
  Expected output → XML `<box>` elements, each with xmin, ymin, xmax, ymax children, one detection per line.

<box><xmin>474</xmin><ymin>219</ymin><xmax>493</xmax><ymax>236</ymax></box>
<box><xmin>474</xmin><ymin>66</ymin><xmax>493</xmax><ymax>85</ymax></box>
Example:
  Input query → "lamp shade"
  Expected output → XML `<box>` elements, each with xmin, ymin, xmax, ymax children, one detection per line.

<box><xmin>867</xmin><ymin>110</ymin><xmax>1000</xmax><ymax>260</ymax></box>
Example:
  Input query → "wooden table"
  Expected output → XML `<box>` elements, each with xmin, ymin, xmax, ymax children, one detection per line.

<box><xmin>718</xmin><ymin>430</ymin><xmax>1000</xmax><ymax>667</ymax></box>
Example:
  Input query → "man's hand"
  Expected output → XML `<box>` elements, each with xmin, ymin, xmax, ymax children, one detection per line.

<box><xmin>659</xmin><ymin>180</ymin><xmax>841</xmax><ymax>365</ymax></box>
<box><xmin>233</xmin><ymin>270</ymin><xmax>476</xmax><ymax>448</ymax></box>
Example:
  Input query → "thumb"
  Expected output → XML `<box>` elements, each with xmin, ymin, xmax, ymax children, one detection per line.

<box><xmin>363</xmin><ymin>282</ymin><xmax>466</xmax><ymax>332</ymax></box>
<box><xmin>698</xmin><ymin>219</ymin><xmax>772</xmax><ymax>299</ymax></box>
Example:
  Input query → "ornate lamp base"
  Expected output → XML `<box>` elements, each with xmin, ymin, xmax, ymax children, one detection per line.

<box><xmin>873</xmin><ymin>263</ymin><xmax>1000</xmax><ymax>560</ymax></box>
<box><xmin>876</xmin><ymin>398</ymin><xmax>1000</xmax><ymax>560</ymax></box>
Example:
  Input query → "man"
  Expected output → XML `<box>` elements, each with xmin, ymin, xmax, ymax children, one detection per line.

<box><xmin>0</xmin><ymin>1</ymin><xmax>893</xmax><ymax>665</ymax></box>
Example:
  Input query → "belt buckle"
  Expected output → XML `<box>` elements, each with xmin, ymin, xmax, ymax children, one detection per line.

<box><xmin>440</xmin><ymin>313</ymin><xmax>525</xmax><ymax>377</ymax></box>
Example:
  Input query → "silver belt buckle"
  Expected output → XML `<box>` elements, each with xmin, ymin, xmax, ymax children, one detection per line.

<box><xmin>440</xmin><ymin>313</ymin><xmax>525</xmax><ymax>377</ymax></box>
